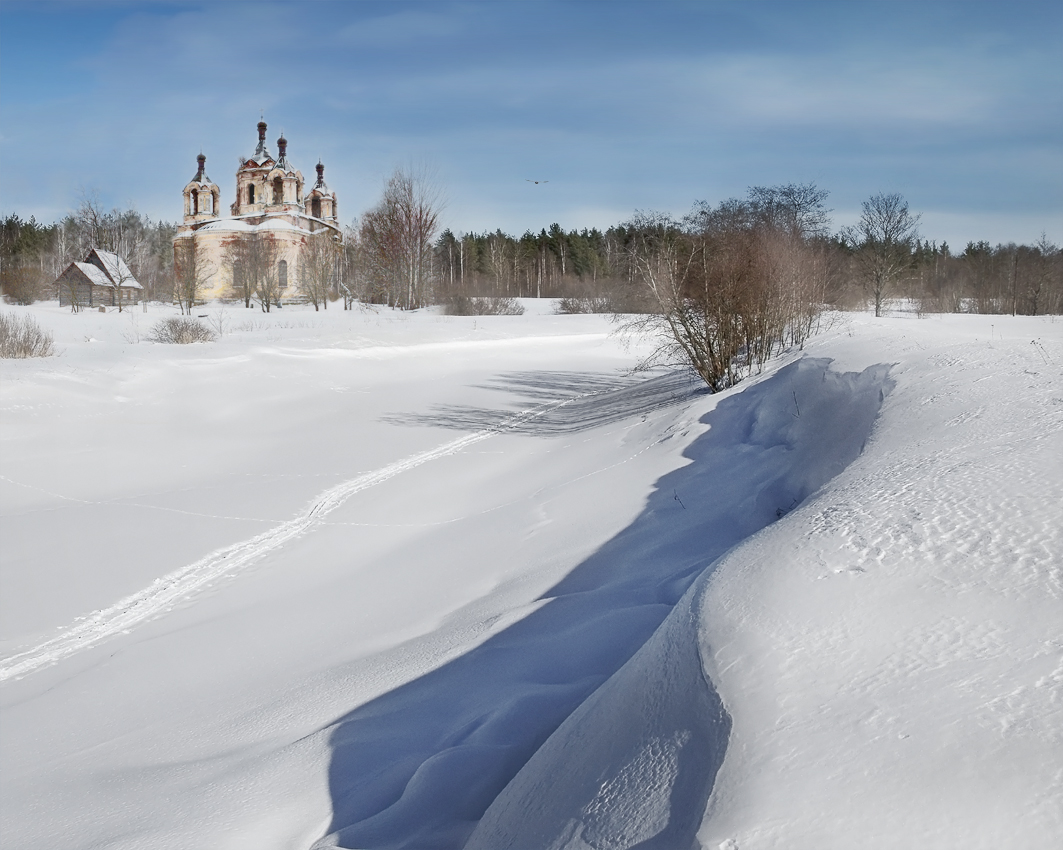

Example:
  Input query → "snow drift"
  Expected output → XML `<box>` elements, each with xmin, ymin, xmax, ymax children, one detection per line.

<box><xmin>463</xmin><ymin>359</ymin><xmax>892</xmax><ymax>849</ymax></box>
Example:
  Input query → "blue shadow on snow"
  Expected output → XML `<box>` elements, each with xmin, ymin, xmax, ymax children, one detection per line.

<box><xmin>313</xmin><ymin>358</ymin><xmax>893</xmax><ymax>850</ymax></box>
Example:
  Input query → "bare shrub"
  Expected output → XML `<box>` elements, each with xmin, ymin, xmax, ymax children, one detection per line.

<box><xmin>147</xmin><ymin>316</ymin><xmax>217</xmax><ymax>344</ymax></box>
<box><xmin>621</xmin><ymin>185</ymin><xmax>832</xmax><ymax>391</ymax></box>
<box><xmin>444</xmin><ymin>295</ymin><xmax>525</xmax><ymax>316</ymax></box>
<box><xmin>1</xmin><ymin>265</ymin><xmax>47</xmax><ymax>305</ymax></box>
<box><xmin>0</xmin><ymin>311</ymin><xmax>55</xmax><ymax>358</ymax></box>
<box><xmin>556</xmin><ymin>296</ymin><xmax>614</xmax><ymax>314</ymax></box>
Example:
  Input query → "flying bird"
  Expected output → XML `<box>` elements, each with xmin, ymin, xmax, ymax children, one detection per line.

<box><xmin>526</xmin><ymin>179</ymin><xmax>549</xmax><ymax>184</ymax></box>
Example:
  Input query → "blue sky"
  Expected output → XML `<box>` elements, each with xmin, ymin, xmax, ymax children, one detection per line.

<box><xmin>1</xmin><ymin>0</ymin><xmax>1060</xmax><ymax>247</ymax></box>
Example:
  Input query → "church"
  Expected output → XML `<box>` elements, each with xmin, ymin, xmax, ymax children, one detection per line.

<box><xmin>173</xmin><ymin>120</ymin><xmax>341</xmax><ymax>302</ymax></box>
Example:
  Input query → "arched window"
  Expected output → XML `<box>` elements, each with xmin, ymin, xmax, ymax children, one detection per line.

<box><xmin>248</xmin><ymin>183</ymin><xmax>255</xmax><ymax>205</ymax></box>
<box><xmin>192</xmin><ymin>191</ymin><xmax>198</xmax><ymax>215</ymax></box>
<box><xmin>273</xmin><ymin>177</ymin><xmax>283</xmax><ymax>204</ymax></box>
<box><xmin>204</xmin><ymin>192</ymin><xmax>212</xmax><ymax>215</ymax></box>
<box><xmin>278</xmin><ymin>260</ymin><xmax>288</xmax><ymax>289</ymax></box>
<box><xmin>312</xmin><ymin>197</ymin><xmax>321</xmax><ymax>219</ymax></box>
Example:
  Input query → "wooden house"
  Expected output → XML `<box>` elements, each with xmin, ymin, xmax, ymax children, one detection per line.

<box><xmin>56</xmin><ymin>249</ymin><xmax>143</xmax><ymax>308</ymax></box>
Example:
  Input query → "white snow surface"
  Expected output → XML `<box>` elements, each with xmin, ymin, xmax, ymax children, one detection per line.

<box><xmin>0</xmin><ymin>301</ymin><xmax>1060</xmax><ymax>849</ymax></box>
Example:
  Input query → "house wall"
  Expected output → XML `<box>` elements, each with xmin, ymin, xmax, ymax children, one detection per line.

<box><xmin>56</xmin><ymin>268</ymin><xmax>140</xmax><ymax>308</ymax></box>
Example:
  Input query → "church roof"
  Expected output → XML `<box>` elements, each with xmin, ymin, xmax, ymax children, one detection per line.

<box><xmin>272</xmin><ymin>133</ymin><xmax>299</xmax><ymax>175</ymax></box>
<box><xmin>245</xmin><ymin>119</ymin><xmax>273</xmax><ymax>166</ymax></box>
<box><xmin>188</xmin><ymin>153</ymin><xmax>215</xmax><ymax>186</ymax></box>
<box><xmin>195</xmin><ymin>215</ymin><xmax>316</xmax><ymax>236</ymax></box>
<box><xmin>307</xmin><ymin>160</ymin><xmax>334</xmax><ymax>197</ymax></box>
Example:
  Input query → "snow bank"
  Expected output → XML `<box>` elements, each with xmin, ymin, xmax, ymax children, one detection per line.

<box><xmin>697</xmin><ymin>315</ymin><xmax>1063</xmax><ymax>849</ymax></box>
<box><xmin>465</xmin><ymin>358</ymin><xmax>893</xmax><ymax>848</ymax></box>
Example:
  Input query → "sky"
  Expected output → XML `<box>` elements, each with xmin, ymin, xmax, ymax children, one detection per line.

<box><xmin>1</xmin><ymin>0</ymin><xmax>1060</xmax><ymax>248</ymax></box>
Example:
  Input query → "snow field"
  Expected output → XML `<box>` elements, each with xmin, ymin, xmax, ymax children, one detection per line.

<box><xmin>1</xmin><ymin>303</ymin><xmax>1060</xmax><ymax>849</ymax></box>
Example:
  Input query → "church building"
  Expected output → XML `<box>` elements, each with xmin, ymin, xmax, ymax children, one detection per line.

<box><xmin>173</xmin><ymin>120</ymin><xmax>341</xmax><ymax>302</ymax></box>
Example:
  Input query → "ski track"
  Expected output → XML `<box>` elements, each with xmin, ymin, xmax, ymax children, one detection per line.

<box><xmin>0</xmin><ymin>393</ymin><xmax>587</xmax><ymax>682</ymax></box>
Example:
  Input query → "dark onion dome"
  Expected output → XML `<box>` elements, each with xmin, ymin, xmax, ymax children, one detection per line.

<box><xmin>246</xmin><ymin>120</ymin><xmax>273</xmax><ymax>166</ymax></box>
<box><xmin>190</xmin><ymin>153</ymin><xmax>213</xmax><ymax>185</ymax></box>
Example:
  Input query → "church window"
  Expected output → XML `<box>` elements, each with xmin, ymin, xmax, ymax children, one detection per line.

<box><xmin>248</xmin><ymin>183</ymin><xmax>255</xmax><ymax>205</ymax></box>
<box><xmin>312</xmin><ymin>197</ymin><xmax>321</xmax><ymax>219</ymax></box>
<box><xmin>192</xmin><ymin>191</ymin><xmax>198</xmax><ymax>215</ymax></box>
<box><xmin>273</xmin><ymin>177</ymin><xmax>283</xmax><ymax>204</ymax></box>
<box><xmin>278</xmin><ymin>260</ymin><xmax>288</xmax><ymax>289</ymax></box>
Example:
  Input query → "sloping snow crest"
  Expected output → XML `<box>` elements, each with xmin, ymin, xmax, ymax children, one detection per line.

<box><xmin>697</xmin><ymin>319</ymin><xmax>1063</xmax><ymax>849</ymax></box>
<box><xmin>463</xmin><ymin>359</ymin><xmax>893</xmax><ymax>849</ymax></box>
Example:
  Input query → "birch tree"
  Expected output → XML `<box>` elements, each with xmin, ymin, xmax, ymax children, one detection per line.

<box><xmin>359</xmin><ymin>165</ymin><xmax>444</xmax><ymax>308</ymax></box>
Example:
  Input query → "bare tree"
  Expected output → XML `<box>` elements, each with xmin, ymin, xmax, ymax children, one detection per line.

<box><xmin>846</xmin><ymin>192</ymin><xmax>920</xmax><ymax>317</ymax></box>
<box><xmin>223</xmin><ymin>232</ymin><xmax>283</xmax><ymax>311</ymax></box>
<box><xmin>103</xmin><ymin>251</ymin><xmax>137</xmax><ymax>312</ymax></box>
<box><xmin>338</xmin><ymin>221</ymin><xmax>364</xmax><ymax>309</ymax></box>
<box><xmin>74</xmin><ymin>191</ymin><xmax>108</xmax><ymax>254</ymax></box>
<box><xmin>298</xmin><ymin>233</ymin><xmax>339</xmax><ymax>310</ymax></box>
<box><xmin>1027</xmin><ymin>232</ymin><xmax>1060</xmax><ymax>316</ymax></box>
<box><xmin>254</xmin><ymin>242</ymin><xmax>284</xmax><ymax>313</ymax></box>
<box><xmin>173</xmin><ymin>238</ymin><xmax>215</xmax><ymax>315</ymax></box>
<box><xmin>223</xmin><ymin>236</ymin><xmax>254</xmax><ymax>308</ymax></box>
<box><xmin>359</xmin><ymin>164</ymin><xmax>444</xmax><ymax>308</ymax></box>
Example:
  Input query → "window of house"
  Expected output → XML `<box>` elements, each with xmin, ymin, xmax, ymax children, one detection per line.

<box><xmin>192</xmin><ymin>191</ymin><xmax>198</xmax><ymax>215</ymax></box>
<box><xmin>273</xmin><ymin>177</ymin><xmax>283</xmax><ymax>204</ymax></box>
<box><xmin>248</xmin><ymin>183</ymin><xmax>255</xmax><ymax>205</ymax></box>
<box><xmin>278</xmin><ymin>260</ymin><xmax>288</xmax><ymax>289</ymax></box>
<box><xmin>312</xmin><ymin>197</ymin><xmax>321</xmax><ymax>219</ymax></box>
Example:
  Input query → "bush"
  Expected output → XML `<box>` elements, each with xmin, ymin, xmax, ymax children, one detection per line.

<box><xmin>0</xmin><ymin>311</ymin><xmax>55</xmax><ymax>358</ymax></box>
<box><xmin>0</xmin><ymin>266</ymin><xmax>46</xmax><ymax>305</ymax></box>
<box><xmin>444</xmin><ymin>295</ymin><xmax>525</xmax><ymax>316</ymax></box>
<box><xmin>556</xmin><ymin>296</ymin><xmax>614</xmax><ymax>314</ymax></box>
<box><xmin>147</xmin><ymin>316</ymin><xmax>217</xmax><ymax>344</ymax></box>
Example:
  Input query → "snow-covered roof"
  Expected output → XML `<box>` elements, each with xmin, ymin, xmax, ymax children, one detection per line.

<box><xmin>91</xmin><ymin>249</ymin><xmax>143</xmax><ymax>289</ymax></box>
<box><xmin>196</xmin><ymin>216</ymin><xmax>315</xmax><ymax>236</ymax></box>
<box><xmin>73</xmin><ymin>262</ymin><xmax>113</xmax><ymax>288</ymax></box>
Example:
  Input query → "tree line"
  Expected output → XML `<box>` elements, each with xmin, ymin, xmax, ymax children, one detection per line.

<box><xmin>1</xmin><ymin>195</ymin><xmax>177</xmax><ymax>306</ymax></box>
<box><xmin>339</xmin><ymin>176</ymin><xmax>1062</xmax><ymax>321</ymax></box>
<box><xmin>3</xmin><ymin>182</ymin><xmax>1061</xmax><ymax>321</ymax></box>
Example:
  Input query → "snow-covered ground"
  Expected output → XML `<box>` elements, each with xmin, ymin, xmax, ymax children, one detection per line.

<box><xmin>1</xmin><ymin>300</ymin><xmax>1059</xmax><ymax>849</ymax></box>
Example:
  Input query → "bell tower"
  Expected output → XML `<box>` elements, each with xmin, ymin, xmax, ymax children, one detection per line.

<box><xmin>182</xmin><ymin>154</ymin><xmax>220</xmax><ymax>224</ymax></box>
<box><xmin>305</xmin><ymin>160</ymin><xmax>338</xmax><ymax>229</ymax></box>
